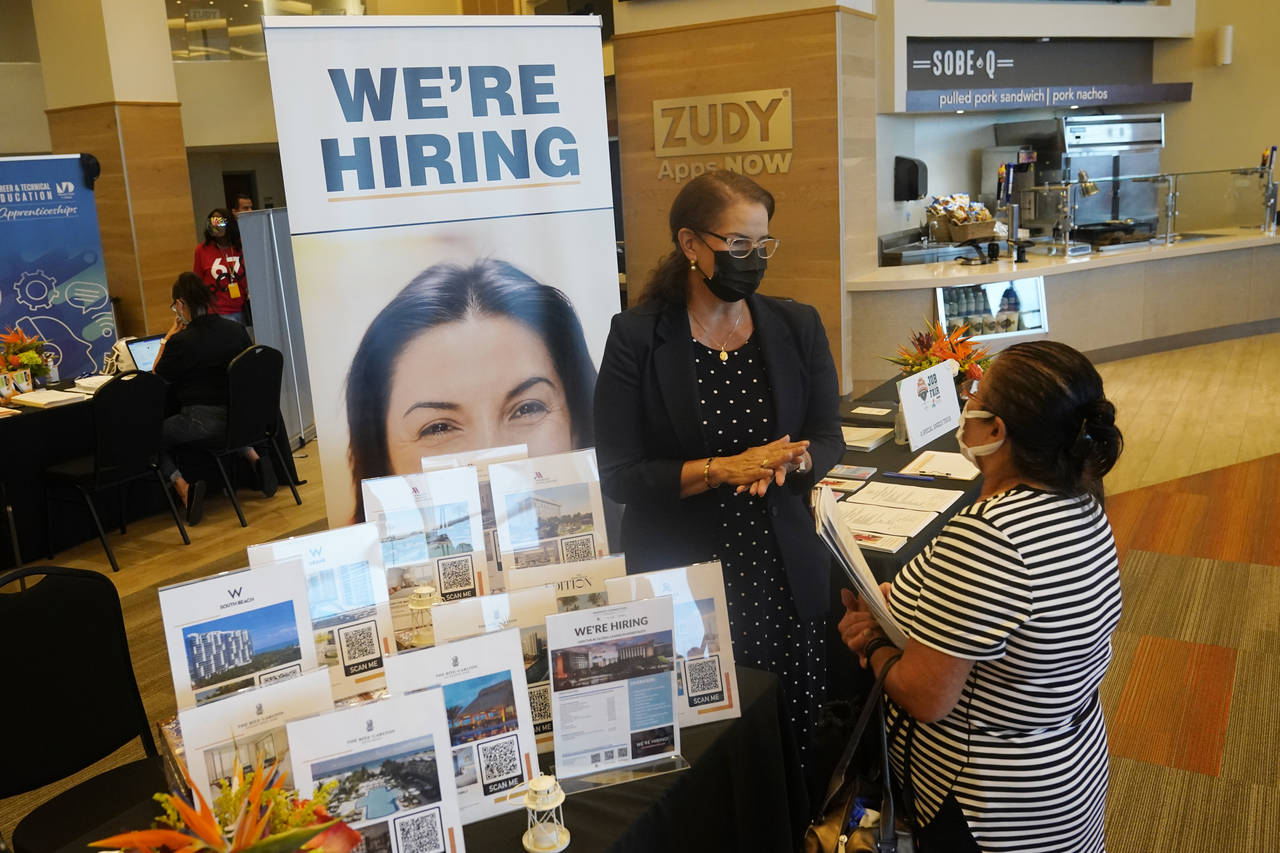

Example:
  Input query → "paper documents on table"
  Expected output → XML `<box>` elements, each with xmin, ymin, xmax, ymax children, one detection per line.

<box><xmin>837</xmin><ymin>500</ymin><xmax>936</xmax><ymax>538</ymax></box>
<box><xmin>900</xmin><ymin>451</ymin><xmax>980</xmax><ymax>481</ymax></box>
<box><xmin>846</xmin><ymin>481</ymin><xmax>964</xmax><ymax>514</ymax></box>
<box><xmin>842</xmin><ymin>425</ymin><xmax>894</xmax><ymax>451</ymax></box>
<box><xmin>816</xmin><ymin>487</ymin><xmax>908</xmax><ymax>648</ymax></box>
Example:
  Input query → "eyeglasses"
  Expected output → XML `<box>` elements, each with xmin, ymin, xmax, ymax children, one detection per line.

<box><xmin>698</xmin><ymin>230</ymin><xmax>781</xmax><ymax>259</ymax></box>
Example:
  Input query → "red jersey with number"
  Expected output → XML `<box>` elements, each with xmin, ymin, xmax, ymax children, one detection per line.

<box><xmin>193</xmin><ymin>242</ymin><xmax>248</xmax><ymax>316</ymax></box>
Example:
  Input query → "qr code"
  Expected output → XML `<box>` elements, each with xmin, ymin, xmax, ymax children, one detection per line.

<box><xmin>338</xmin><ymin>622</ymin><xmax>380</xmax><ymax>665</ymax></box>
<box><xmin>528</xmin><ymin>683</ymin><xmax>551</xmax><ymax>725</ymax></box>
<box><xmin>685</xmin><ymin>656</ymin><xmax>723</xmax><ymax>696</ymax></box>
<box><xmin>393</xmin><ymin>807</ymin><xmax>444</xmax><ymax>853</ymax></box>
<box><xmin>559</xmin><ymin>533</ymin><xmax>595</xmax><ymax>562</ymax></box>
<box><xmin>478</xmin><ymin>734</ymin><xmax>521</xmax><ymax>784</ymax></box>
<box><xmin>437</xmin><ymin>555</ymin><xmax>475</xmax><ymax>594</ymax></box>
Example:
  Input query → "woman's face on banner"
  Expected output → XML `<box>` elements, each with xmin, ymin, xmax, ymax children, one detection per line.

<box><xmin>383</xmin><ymin>314</ymin><xmax>573</xmax><ymax>471</ymax></box>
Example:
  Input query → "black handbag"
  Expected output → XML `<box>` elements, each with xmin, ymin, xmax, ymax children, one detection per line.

<box><xmin>804</xmin><ymin>657</ymin><xmax>901</xmax><ymax>853</ymax></box>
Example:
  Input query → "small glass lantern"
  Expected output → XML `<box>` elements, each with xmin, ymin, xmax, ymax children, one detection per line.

<box><xmin>406</xmin><ymin>583</ymin><xmax>441</xmax><ymax>648</ymax></box>
<box><xmin>522</xmin><ymin>775</ymin><xmax>569</xmax><ymax>853</ymax></box>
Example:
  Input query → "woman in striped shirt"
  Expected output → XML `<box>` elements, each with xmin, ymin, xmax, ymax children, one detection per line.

<box><xmin>839</xmin><ymin>341</ymin><xmax>1124</xmax><ymax>852</ymax></box>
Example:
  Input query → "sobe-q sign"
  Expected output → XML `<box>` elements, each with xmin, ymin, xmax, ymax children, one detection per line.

<box><xmin>652</xmin><ymin>88</ymin><xmax>793</xmax><ymax>183</ymax></box>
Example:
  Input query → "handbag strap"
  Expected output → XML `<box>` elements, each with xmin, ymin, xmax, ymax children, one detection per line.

<box><xmin>819</xmin><ymin>652</ymin><xmax>903</xmax><ymax>814</ymax></box>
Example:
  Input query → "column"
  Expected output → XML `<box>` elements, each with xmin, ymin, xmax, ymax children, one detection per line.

<box><xmin>32</xmin><ymin>0</ymin><xmax>196</xmax><ymax>336</ymax></box>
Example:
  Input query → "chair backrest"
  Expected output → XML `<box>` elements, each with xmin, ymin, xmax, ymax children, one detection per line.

<box><xmin>92</xmin><ymin>369</ymin><xmax>167</xmax><ymax>488</ymax></box>
<box><xmin>0</xmin><ymin>566</ymin><xmax>157</xmax><ymax>797</ymax></box>
<box><xmin>224</xmin><ymin>345</ymin><xmax>284</xmax><ymax>449</ymax></box>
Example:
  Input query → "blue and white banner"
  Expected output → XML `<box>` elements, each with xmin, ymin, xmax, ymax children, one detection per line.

<box><xmin>264</xmin><ymin>16</ymin><xmax>618</xmax><ymax>526</ymax></box>
<box><xmin>0</xmin><ymin>154</ymin><xmax>117</xmax><ymax>378</ymax></box>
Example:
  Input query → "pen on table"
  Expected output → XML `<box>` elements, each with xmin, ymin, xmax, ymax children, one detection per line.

<box><xmin>884</xmin><ymin>472</ymin><xmax>934</xmax><ymax>482</ymax></box>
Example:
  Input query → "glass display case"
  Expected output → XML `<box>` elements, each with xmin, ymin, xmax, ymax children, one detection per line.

<box><xmin>936</xmin><ymin>277</ymin><xmax>1047</xmax><ymax>342</ymax></box>
<box><xmin>1018</xmin><ymin>167</ymin><xmax>1273</xmax><ymax>255</ymax></box>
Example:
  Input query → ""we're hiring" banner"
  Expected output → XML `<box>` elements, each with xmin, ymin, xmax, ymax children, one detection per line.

<box><xmin>264</xmin><ymin>16</ymin><xmax>618</xmax><ymax>526</ymax></box>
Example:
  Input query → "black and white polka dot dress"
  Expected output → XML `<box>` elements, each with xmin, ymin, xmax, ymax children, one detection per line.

<box><xmin>694</xmin><ymin>334</ymin><xmax>826</xmax><ymax>763</ymax></box>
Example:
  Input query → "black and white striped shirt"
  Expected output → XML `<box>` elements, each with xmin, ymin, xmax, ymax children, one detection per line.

<box><xmin>886</xmin><ymin>486</ymin><xmax>1122</xmax><ymax>852</ymax></box>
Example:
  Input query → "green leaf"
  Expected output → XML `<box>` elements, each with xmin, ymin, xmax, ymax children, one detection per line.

<box><xmin>238</xmin><ymin>822</ymin><xmax>334</xmax><ymax>853</ymax></box>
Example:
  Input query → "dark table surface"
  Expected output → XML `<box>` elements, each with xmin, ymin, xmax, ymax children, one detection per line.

<box><xmin>465</xmin><ymin>666</ymin><xmax>807</xmax><ymax>853</ymax></box>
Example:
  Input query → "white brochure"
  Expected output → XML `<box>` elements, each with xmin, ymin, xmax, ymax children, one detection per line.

<box><xmin>247</xmin><ymin>523</ymin><xmax>394</xmax><ymax>702</ymax></box>
<box><xmin>362</xmin><ymin>468</ymin><xmax>488</xmax><ymax>651</ymax></box>
<box><xmin>896</xmin><ymin>360</ymin><xmax>962</xmax><ymax>451</ymax></box>
<box><xmin>506</xmin><ymin>553</ymin><xmax>626</xmax><ymax>615</ymax></box>
<box><xmin>159</xmin><ymin>560</ymin><xmax>318</xmax><ymax>710</ymax></box>
<box><xmin>545</xmin><ymin>596</ymin><xmax>680</xmax><ymax>778</ymax></box>
<box><xmin>384</xmin><ymin>629</ymin><xmax>539</xmax><ymax>824</ymax></box>
<box><xmin>837</xmin><ymin>501</ymin><xmax>937</xmax><ymax>539</ymax></box>
<box><xmin>432</xmin><ymin>586</ymin><xmax>559</xmax><ymax>754</ymax></box>
<box><xmin>288</xmin><ymin>688</ymin><xmax>466</xmax><ymax>853</ymax></box>
<box><xmin>845</xmin><ymin>481</ymin><xmax>964</xmax><ymax>514</ymax></box>
<box><xmin>816</xmin><ymin>487</ymin><xmax>908</xmax><ymax>648</ymax></box>
<box><xmin>422</xmin><ymin>444</ymin><xmax>528</xmax><ymax>594</ymax></box>
<box><xmin>178</xmin><ymin>668</ymin><xmax>333</xmax><ymax>806</ymax></box>
<box><xmin>489</xmin><ymin>449</ymin><xmax>609</xmax><ymax>570</ymax></box>
<box><xmin>606</xmin><ymin>561</ymin><xmax>741</xmax><ymax>729</ymax></box>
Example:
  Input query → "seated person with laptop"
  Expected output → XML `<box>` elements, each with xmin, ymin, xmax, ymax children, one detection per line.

<box><xmin>153</xmin><ymin>272</ymin><xmax>276</xmax><ymax>523</ymax></box>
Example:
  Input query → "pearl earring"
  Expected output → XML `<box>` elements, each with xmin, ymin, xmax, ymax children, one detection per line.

<box><xmin>689</xmin><ymin>258</ymin><xmax>697</xmax><ymax>269</ymax></box>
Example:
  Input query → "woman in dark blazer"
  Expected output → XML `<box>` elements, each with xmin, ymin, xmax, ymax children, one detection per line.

<box><xmin>594</xmin><ymin>171</ymin><xmax>843</xmax><ymax>769</ymax></box>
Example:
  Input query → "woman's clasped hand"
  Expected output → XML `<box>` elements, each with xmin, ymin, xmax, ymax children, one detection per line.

<box><xmin>709</xmin><ymin>434</ymin><xmax>810</xmax><ymax>496</ymax></box>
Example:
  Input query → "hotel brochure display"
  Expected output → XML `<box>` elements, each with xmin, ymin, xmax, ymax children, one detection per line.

<box><xmin>177</xmin><ymin>669</ymin><xmax>333</xmax><ymax>807</ymax></box>
<box><xmin>384</xmin><ymin>629</ymin><xmax>539</xmax><ymax>824</ymax></box>
<box><xmin>545</xmin><ymin>596</ymin><xmax>681</xmax><ymax>779</ymax></box>
<box><xmin>489</xmin><ymin>449</ymin><xmax>609</xmax><ymax>571</ymax></box>
<box><xmin>815</xmin><ymin>487</ymin><xmax>908</xmax><ymax>648</ymax></box>
<box><xmin>431</xmin><ymin>586</ymin><xmax>559</xmax><ymax>754</ymax></box>
<box><xmin>287</xmin><ymin>688</ymin><xmax>466</xmax><ymax>853</ymax></box>
<box><xmin>361</xmin><ymin>467</ymin><xmax>487</xmax><ymax>651</ymax></box>
<box><xmin>421</xmin><ymin>444</ymin><xmax>529</xmax><ymax>594</ymax></box>
<box><xmin>605</xmin><ymin>561</ymin><xmax>741</xmax><ymax>728</ymax></box>
<box><xmin>505</xmin><ymin>553</ymin><xmax>626</xmax><ymax>615</ymax></box>
<box><xmin>247</xmin><ymin>523</ymin><xmax>395</xmax><ymax>702</ymax></box>
<box><xmin>159</xmin><ymin>559</ymin><xmax>319</xmax><ymax>710</ymax></box>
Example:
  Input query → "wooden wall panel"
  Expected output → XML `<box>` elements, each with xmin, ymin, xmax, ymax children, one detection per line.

<box><xmin>614</xmin><ymin>10</ymin><xmax>845</xmax><ymax>381</ymax></box>
<box><xmin>46</xmin><ymin>103</ymin><xmax>195</xmax><ymax>337</ymax></box>
<box><xmin>839</xmin><ymin>11</ymin><xmax>878</xmax><ymax>391</ymax></box>
<box><xmin>117</xmin><ymin>104</ymin><xmax>196</xmax><ymax>336</ymax></box>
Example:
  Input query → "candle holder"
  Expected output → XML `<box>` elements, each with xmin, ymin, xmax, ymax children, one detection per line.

<box><xmin>522</xmin><ymin>775</ymin><xmax>569</xmax><ymax>853</ymax></box>
<box><xmin>406</xmin><ymin>583</ymin><xmax>441</xmax><ymax>647</ymax></box>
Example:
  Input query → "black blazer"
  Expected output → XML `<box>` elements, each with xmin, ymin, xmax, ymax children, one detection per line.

<box><xmin>593</xmin><ymin>293</ymin><xmax>843</xmax><ymax>621</ymax></box>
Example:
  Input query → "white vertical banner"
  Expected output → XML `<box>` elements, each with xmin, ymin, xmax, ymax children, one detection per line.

<box><xmin>264</xmin><ymin>16</ymin><xmax>619</xmax><ymax>527</ymax></box>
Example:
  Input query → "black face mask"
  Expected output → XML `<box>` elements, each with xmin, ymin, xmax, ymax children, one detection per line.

<box><xmin>701</xmin><ymin>250</ymin><xmax>766</xmax><ymax>303</ymax></box>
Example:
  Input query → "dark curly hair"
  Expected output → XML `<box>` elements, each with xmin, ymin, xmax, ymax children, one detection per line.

<box><xmin>982</xmin><ymin>341</ymin><xmax>1123</xmax><ymax>503</ymax></box>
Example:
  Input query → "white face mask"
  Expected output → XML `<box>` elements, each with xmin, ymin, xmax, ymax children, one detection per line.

<box><xmin>955</xmin><ymin>407</ymin><xmax>1003</xmax><ymax>465</ymax></box>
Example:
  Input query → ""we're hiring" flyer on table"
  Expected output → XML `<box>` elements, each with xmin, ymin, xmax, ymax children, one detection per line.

<box><xmin>545</xmin><ymin>596</ymin><xmax>679</xmax><ymax>777</ymax></box>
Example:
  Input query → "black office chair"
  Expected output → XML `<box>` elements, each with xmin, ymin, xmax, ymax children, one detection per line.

<box><xmin>0</xmin><ymin>566</ymin><xmax>168</xmax><ymax>853</ymax></box>
<box><xmin>194</xmin><ymin>344</ymin><xmax>301</xmax><ymax>527</ymax></box>
<box><xmin>43</xmin><ymin>370</ymin><xmax>189</xmax><ymax>573</ymax></box>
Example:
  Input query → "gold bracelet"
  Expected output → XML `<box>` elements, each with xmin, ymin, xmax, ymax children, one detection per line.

<box><xmin>704</xmin><ymin>457</ymin><xmax>716</xmax><ymax>490</ymax></box>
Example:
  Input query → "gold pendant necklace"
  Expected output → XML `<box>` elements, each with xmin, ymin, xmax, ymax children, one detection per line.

<box><xmin>690</xmin><ymin>304</ymin><xmax>745</xmax><ymax>361</ymax></box>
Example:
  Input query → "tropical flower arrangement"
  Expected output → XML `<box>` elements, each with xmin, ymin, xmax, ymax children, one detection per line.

<box><xmin>2</xmin><ymin>326</ymin><xmax>50</xmax><ymax>378</ymax></box>
<box><xmin>884</xmin><ymin>319</ymin><xmax>991</xmax><ymax>383</ymax></box>
<box><xmin>90</xmin><ymin>755</ymin><xmax>361</xmax><ymax>853</ymax></box>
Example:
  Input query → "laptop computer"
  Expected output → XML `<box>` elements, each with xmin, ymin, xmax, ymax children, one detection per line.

<box><xmin>125</xmin><ymin>334</ymin><xmax>166</xmax><ymax>372</ymax></box>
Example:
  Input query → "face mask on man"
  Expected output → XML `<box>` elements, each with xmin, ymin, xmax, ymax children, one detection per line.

<box><xmin>955</xmin><ymin>406</ymin><xmax>1003</xmax><ymax>465</ymax></box>
<box><xmin>700</xmin><ymin>250</ymin><xmax>766</xmax><ymax>303</ymax></box>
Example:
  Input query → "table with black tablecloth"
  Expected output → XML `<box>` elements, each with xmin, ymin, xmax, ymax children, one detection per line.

<box><xmin>0</xmin><ymin>391</ymin><xmax>302</xmax><ymax>571</ymax></box>
<box><xmin>465</xmin><ymin>666</ymin><xmax>807</xmax><ymax>853</ymax></box>
<box><xmin>822</xmin><ymin>378</ymin><xmax>985</xmax><ymax>708</ymax></box>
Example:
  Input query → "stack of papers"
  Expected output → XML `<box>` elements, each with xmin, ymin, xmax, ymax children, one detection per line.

<box><xmin>900</xmin><ymin>451</ymin><xmax>980</xmax><ymax>481</ymax></box>
<box><xmin>837</xmin><ymin>501</ymin><xmax>935</xmax><ymax>539</ymax></box>
<box><xmin>72</xmin><ymin>374</ymin><xmax>114</xmax><ymax>395</ymax></box>
<box><xmin>845</xmin><ymin>481</ymin><xmax>964</xmax><ymax>513</ymax></box>
<box><xmin>10</xmin><ymin>389</ymin><xmax>86</xmax><ymax>408</ymax></box>
<box><xmin>842</xmin><ymin>426</ymin><xmax>894</xmax><ymax>451</ymax></box>
<box><xmin>815</xmin><ymin>487</ymin><xmax>907</xmax><ymax>647</ymax></box>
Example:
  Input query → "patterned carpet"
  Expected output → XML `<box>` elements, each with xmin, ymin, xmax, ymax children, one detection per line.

<box><xmin>1101</xmin><ymin>457</ymin><xmax>1280</xmax><ymax>852</ymax></box>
